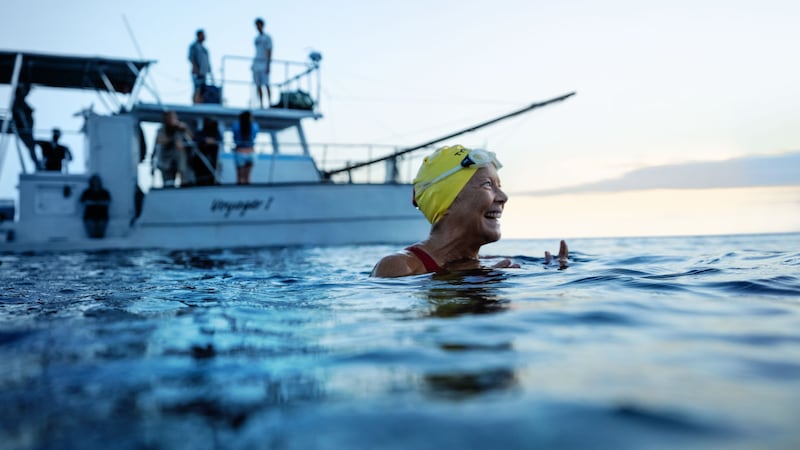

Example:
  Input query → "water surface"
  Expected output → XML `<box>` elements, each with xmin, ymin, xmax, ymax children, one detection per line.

<box><xmin>1</xmin><ymin>233</ymin><xmax>799</xmax><ymax>449</ymax></box>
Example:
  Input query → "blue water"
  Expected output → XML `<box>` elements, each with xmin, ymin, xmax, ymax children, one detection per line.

<box><xmin>1</xmin><ymin>233</ymin><xmax>800</xmax><ymax>450</ymax></box>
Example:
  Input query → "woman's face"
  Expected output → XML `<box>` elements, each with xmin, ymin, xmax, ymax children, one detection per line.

<box><xmin>445</xmin><ymin>165</ymin><xmax>508</xmax><ymax>243</ymax></box>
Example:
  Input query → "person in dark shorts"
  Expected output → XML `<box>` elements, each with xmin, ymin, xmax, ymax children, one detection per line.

<box><xmin>192</xmin><ymin>118</ymin><xmax>221</xmax><ymax>185</ymax></box>
<box><xmin>188</xmin><ymin>29</ymin><xmax>211</xmax><ymax>104</ymax></box>
<box><xmin>79</xmin><ymin>174</ymin><xmax>111</xmax><ymax>239</ymax></box>
<box><xmin>12</xmin><ymin>83</ymin><xmax>40</xmax><ymax>169</ymax></box>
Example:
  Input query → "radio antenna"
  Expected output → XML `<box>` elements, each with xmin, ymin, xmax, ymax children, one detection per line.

<box><xmin>122</xmin><ymin>14</ymin><xmax>163</xmax><ymax>104</ymax></box>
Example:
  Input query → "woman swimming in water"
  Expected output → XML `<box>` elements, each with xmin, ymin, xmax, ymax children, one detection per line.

<box><xmin>371</xmin><ymin>144</ymin><xmax>568</xmax><ymax>277</ymax></box>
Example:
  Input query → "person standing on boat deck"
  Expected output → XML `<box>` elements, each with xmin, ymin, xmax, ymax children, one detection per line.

<box><xmin>11</xmin><ymin>83</ymin><xmax>41</xmax><ymax>170</ymax></box>
<box><xmin>231</xmin><ymin>111</ymin><xmax>259</xmax><ymax>184</ymax></box>
<box><xmin>36</xmin><ymin>128</ymin><xmax>73</xmax><ymax>172</ymax></box>
<box><xmin>192</xmin><ymin>117</ymin><xmax>222</xmax><ymax>186</ymax></box>
<box><xmin>188</xmin><ymin>29</ymin><xmax>211</xmax><ymax>104</ymax></box>
<box><xmin>153</xmin><ymin>110</ymin><xmax>195</xmax><ymax>187</ymax></box>
<box><xmin>79</xmin><ymin>174</ymin><xmax>111</xmax><ymax>239</ymax></box>
<box><xmin>371</xmin><ymin>145</ymin><xmax>569</xmax><ymax>278</ymax></box>
<box><xmin>252</xmin><ymin>18</ymin><xmax>272</xmax><ymax>108</ymax></box>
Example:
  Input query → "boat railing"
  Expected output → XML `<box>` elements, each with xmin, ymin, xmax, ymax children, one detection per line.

<box><xmin>219</xmin><ymin>52</ymin><xmax>321</xmax><ymax>111</ymax></box>
<box><xmin>236</xmin><ymin>141</ymin><xmax>427</xmax><ymax>184</ymax></box>
<box><xmin>144</xmin><ymin>141</ymin><xmax>424</xmax><ymax>188</ymax></box>
<box><xmin>304</xmin><ymin>142</ymin><xmax>430</xmax><ymax>184</ymax></box>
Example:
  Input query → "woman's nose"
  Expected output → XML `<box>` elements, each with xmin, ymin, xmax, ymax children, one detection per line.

<box><xmin>495</xmin><ymin>187</ymin><xmax>508</xmax><ymax>204</ymax></box>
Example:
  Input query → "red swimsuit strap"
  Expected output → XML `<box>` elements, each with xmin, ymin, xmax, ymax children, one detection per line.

<box><xmin>405</xmin><ymin>246</ymin><xmax>443</xmax><ymax>273</ymax></box>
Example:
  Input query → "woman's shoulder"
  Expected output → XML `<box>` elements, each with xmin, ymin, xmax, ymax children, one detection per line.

<box><xmin>370</xmin><ymin>250</ymin><xmax>426</xmax><ymax>278</ymax></box>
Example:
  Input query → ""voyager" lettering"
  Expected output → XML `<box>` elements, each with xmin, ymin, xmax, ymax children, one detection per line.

<box><xmin>210</xmin><ymin>197</ymin><xmax>274</xmax><ymax>217</ymax></box>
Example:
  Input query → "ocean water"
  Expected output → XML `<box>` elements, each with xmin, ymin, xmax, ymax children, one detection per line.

<box><xmin>1</xmin><ymin>233</ymin><xmax>799</xmax><ymax>450</ymax></box>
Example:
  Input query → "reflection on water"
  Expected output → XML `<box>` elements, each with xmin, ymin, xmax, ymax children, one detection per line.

<box><xmin>426</xmin><ymin>297</ymin><xmax>509</xmax><ymax>318</ymax></box>
<box><xmin>425</xmin><ymin>368</ymin><xmax>517</xmax><ymax>399</ymax></box>
<box><xmin>424</xmin><ymin>269</ymin><xmax>511</xmax><ymax>318</ymax></box>
<box><xmin>418</xmin><ymin>270</ymin><xmax>518</xmax><ymax>398</ymax></box>
<box><xmin>167</xmin><ymin>250</ymin><xmax>230</xmax><ymax>270</ymax></box>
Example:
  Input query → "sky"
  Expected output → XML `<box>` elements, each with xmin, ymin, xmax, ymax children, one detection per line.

<box><xmin>1</xmin><ymin>0</ymin><xmax>799</xmax><ymax>238</ymax></box>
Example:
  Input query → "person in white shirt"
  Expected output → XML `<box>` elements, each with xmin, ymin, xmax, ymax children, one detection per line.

<box><xmin>252</xmin><ymin>18</ymin><xmax>273</xmax><ymax>108</ymax></box>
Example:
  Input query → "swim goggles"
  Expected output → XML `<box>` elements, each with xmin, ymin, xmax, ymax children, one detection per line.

<box><xmin>414</xmin><ymin>148</ymin><xmax>503</xmax><ymax>196</ymax></box>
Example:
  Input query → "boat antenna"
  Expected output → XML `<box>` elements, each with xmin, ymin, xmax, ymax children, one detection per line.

<box><xmin>122</xmin><ymin>14</ymin><xmax>163</xmax><ymax>104</ymax></box>
<box><xmin>322</xmin><ymin>91</ymin><xmax>576</xmax><ymax>178</ymax></box>
<box><xmin>122</xmin><ymin>15</ymin><xmax>145</xmax><ymax>60</ymax></box>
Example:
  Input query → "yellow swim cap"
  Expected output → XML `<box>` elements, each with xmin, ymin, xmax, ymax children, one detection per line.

<box><xmin>413</xmin><ymin>145</ymin><xmax>502</xmax><ymax>224</ymax></box>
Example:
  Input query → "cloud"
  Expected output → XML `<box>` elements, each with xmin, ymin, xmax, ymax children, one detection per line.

<box><xmin>521</xmin><ymin>152</ymin><xmax>800</xmax><ymax>195</ymax></box>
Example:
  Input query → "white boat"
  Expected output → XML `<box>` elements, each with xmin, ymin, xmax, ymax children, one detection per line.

<box><xmin>0</xmin><ymin>50</ymin><xmax>574</xmax><ymax>253</ymax></box>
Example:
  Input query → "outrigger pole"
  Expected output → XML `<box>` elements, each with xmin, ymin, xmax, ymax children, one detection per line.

<box><xmin>322</xmin><ymin>91</ymin><xmax>576</xmax><ymax>179</ymax></box>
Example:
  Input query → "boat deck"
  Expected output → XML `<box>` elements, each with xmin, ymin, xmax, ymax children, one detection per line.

<box><xmin>131</xmin><ymin>102</ymin><xmax>322</xmax><ymax>131</ymax></box>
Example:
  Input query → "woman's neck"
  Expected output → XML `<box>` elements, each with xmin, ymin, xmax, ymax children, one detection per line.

<box><xmin>421</xmin><ymin>230</ymin><xmax>482</xmax><ymax>268</ymax></box>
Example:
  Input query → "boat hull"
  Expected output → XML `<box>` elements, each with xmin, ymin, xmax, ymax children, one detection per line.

<box><xmin>0</xmin><ymin>183</ymin><xmax>430</xmax><ymax>253</ymax></box>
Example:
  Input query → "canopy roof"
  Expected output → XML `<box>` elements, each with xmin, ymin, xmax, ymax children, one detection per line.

<box><xmin>0</xmin><ymin>50</ymin><xmax>153</xmax><ymax>93</ymax></box>
<box><xmin>131</xmin><ymin>102</ymin><xmax>322</xmax><ymax>131</ymax></box>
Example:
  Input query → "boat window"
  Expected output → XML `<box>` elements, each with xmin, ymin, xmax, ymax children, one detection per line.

<box><xmin>274</xmin><ymin>126</ymin><xmax>305</xmax><ymax>155</ymax></box>
<box><xmin>255</xmin><ymin>132</ymin><xmax>274</xmax><ymax>154</ymax></box>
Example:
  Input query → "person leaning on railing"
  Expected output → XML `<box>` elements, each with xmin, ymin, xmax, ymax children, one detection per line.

<box><xmin>371</xmin><ymin>145</ymin><xmax>568</xmax><ymax>277</ymax></box>
<box><xmin>152</xmin><ymin>110</ymin><xmax>195</xmax><ymax>187</ymax></box>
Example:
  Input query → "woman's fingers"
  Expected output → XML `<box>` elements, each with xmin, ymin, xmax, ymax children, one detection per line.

<box><xmin>544</xmin><ymin>241</ymin><xmax>569</xmax><ymax>268</ymax></box>
<box><xmin>558</xmin><ymin>240</ymin><xmax>569</xmax><ymax>269</ymax></box>
<box><xmin>492</xmin><ymin>258</ymin><xmax>521</xmax><ymax>269</ymax></box>
<box><xmin>493</xmin><ymin>258</ymin><xmax>512</xmax><ymax>268</ymax></box>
